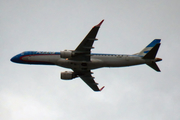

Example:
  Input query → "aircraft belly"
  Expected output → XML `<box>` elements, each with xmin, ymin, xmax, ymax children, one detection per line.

<box><xmin>57</xmin><ymin>58</ymin><xmax>104</xmax><ymax>70</ymax></box>
<box><xmin>99</xmin><ymin>56</ymin><xmax>146</xmax><ymax>67</ymax></box>
<box><xmin>108</xmin><ymin>60</ymin><xmax>144</xmax><ymax>67</ymax></box>
<box><xmin>57</xmin><ymin>56</ymin><xmax>146</xmax><ymax>69</ymax></box>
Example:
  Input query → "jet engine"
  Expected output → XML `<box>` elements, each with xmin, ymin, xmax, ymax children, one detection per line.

<box><xmin>61</xmin><ymin>71</ymin><xmax>77</xmax><ymax>80</ymax></box>
<box><xmin>60</xmin><ymin>50</ymin><xmax>74</xmax><ymax>58</ymax></box>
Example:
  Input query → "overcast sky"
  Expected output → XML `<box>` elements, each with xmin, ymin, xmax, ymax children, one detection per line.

<box><xmin>1</xmin><ymin>0</ymin><xmax>180</xmax><ymax>120</ymax></box>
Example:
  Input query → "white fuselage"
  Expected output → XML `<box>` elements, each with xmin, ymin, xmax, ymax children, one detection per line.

<box><xmin>20</xmin><ymin>52</ymin><xmax>148</xmax><ymax>71</ymax></box>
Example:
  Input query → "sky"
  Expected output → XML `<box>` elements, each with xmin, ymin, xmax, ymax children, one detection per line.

<box><xmin>1</xmin><ymin>0</ymin><xmax>180</xmax><ymax>120</ymax></box>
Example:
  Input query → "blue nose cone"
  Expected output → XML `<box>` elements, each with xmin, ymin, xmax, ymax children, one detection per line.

<box><xmin>10</xmin><ymin>55</ymin><xmax>19</xmax><ymax>63</ymax></box>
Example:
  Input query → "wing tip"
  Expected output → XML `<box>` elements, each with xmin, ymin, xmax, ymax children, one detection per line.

<box><xmin>95</xmin><ymin>19</ymin><xmax>104</xmax><ymax>27</ymax></box>
<box><xmin>100</xmin><ymin>86</ymin><xmax>105</xmax><ymax>91</ymax></box>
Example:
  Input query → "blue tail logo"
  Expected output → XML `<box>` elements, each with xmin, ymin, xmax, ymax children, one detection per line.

<box><xmin>138</xmin><ymin>39</ymin><xmax>161</xmax><ymax>57</ymax></box>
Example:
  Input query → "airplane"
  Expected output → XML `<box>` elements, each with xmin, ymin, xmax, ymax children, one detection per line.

<box><xmin>10</xmin><ymin>20</ymin><xmax>162</xmax><ymax>92</ymax></box>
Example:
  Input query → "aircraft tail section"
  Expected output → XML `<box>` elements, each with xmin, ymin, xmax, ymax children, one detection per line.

<box><xmin>143</xmin><ymin>43</ymin><xmax>160</xmax><ymax>59</ymax></box>
<box><xmin>146</xmin><ymin>61</ymin><xmax>161</xmax><ymax>72</ymax></box>
<box><xmin>138</xmin><ymin>39</ymin><xmax>162</xmax><ymax>72</ymax></box>
<box><xmin>138</xmin><ymin>39</ymin><xmax>161</xmax><ymax>58</ymax></box>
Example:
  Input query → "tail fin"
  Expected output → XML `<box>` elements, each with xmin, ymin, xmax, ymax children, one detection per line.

<box><xmin>138</xmin><ymin>39</ymin><xmax>161</xmax><ymax>58</ymax></box>
<box><xmin>138</xmin><ymin>39</ymin><xmax>162</xmax><ymax>72</ymax></box>
<box><xmin>143</xmin><ymin>43</ymin><xmax>160</xmax><ymax>59</ymax></box>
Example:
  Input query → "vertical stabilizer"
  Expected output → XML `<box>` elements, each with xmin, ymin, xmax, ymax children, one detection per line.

<box><xmin>143</xmin><ymin>43</ymin><xmax>160</xmax><ymax>59</ymax></box>
<box><xmin>138</xmin><ymin>39</ymin><xmax>161</xmax><ymax>57</ymax></box>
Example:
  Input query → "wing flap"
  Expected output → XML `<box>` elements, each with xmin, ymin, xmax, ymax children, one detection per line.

<box><xmin>80</xmin><ymin>75</ymin><xmax>100</xmax><ymax>91</ymax></box>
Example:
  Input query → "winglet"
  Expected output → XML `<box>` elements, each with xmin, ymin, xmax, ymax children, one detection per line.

<box><xmin>95</xmin><ymin>19</ymin><xmax>104</xmax><ymax>27</ymax></box>
<box><xmin>100</xmin><ymin>86</ymin><xmax>105</xmax><ymax>91</ymax></box>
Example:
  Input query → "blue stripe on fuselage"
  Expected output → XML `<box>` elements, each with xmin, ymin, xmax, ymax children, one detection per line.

<box><xmin>21</xmin><ymin>51</ymin><xmax>60</xmax><ymax>55</ymax></box>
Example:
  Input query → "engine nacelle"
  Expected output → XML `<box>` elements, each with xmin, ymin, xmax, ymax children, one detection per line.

<box><xmin>60</xmin><ymin>50</ymin><xmax>74</xmax><ymax>58</ymax></box>
<box><xmin>61</xmin><ymin>71</ymin><xmax>77</xmax><ymax>80</ymax></box>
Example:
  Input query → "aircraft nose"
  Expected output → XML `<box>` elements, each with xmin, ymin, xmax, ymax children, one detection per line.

<box><xmin>10</xmin><ymin>55</ymin><xmax>19</xmax><ymax>63</ymax></box>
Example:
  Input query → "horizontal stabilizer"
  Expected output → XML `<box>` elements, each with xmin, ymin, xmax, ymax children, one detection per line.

<box><xmin>146</xmin><ymin>62</ymin><xmax>161</xmax><ymax>72</ymax></box>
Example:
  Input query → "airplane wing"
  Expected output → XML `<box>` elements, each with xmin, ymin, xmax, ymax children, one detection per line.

<box><xmin>74</xmin><ymin>70</ymin><xmax>105</xmax><ymax>91</ymax></box>
<box><xmin>71</xmin><ymin>20</ymin><xmax>104</xmax><ymax>61</ymax></box>
<box><xmin>71</xmin><ymin>20</ymin><xmax>105</xmax><ymax>91</ymax></box>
